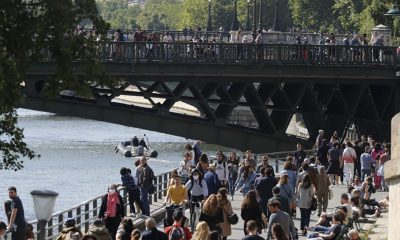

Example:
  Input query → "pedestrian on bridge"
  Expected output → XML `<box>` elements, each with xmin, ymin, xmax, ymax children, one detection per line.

<box><xmin>98</xmin><ymin>185</ymin><xmax>124</xmax><ymax>240</ymax></box>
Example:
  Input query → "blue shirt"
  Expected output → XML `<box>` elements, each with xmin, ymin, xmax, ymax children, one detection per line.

<box><xmin>204</xmin><ymin>171</ymin><xmax>221</xmax><ymax>195</ymax></box>
<box><xmin>360</xmin><ymin>153</ymin><xmax>374</xmax><ymax>170</ymax></box>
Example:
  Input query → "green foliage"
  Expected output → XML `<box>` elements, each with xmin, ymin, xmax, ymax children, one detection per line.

<box><xmin>97</xmin><ymin>0</ymin><xmax>140</xmax><ymax>29</ymax></box>
<box><xmin>136</xmin><ymin>0</ymin><xmax>182</xmax><ymax>30</ymax></box>
<box><xmin>0</xmin><ymin>0</ymin><xmax>109</xmax><ymax>170</ymax></box>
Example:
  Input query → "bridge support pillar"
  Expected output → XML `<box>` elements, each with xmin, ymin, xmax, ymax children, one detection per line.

<box><xmin>385</xmin><ymin>113</ymin><xmax>400</xmax><ymax>240</ymax></box>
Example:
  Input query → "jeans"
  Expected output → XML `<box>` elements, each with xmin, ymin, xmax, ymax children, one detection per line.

<box><xmin>129</xmin><ymin>189</ymin><xmax>144</xmax><ymax>214</ymax></box>
<box><xmin>228</xmin><ymin>176</ymin><xmax>237</xmax><ymax>196</ymax></box>
<box><xmin>314</xmin><ymin>225</ymin><xmax>330</xmax><ymax>233</ymax></box>
<box><xmin>140</xmin><ymin>186</ymin><xmax>150</xmax><ymax>216</ymax></box>
<box><xmin>361</xmin><ymin>169</ymin><xmax>371</xmax><ymax>182</ymax></box>
<box><xmin>300</xmin><ymin>208</ymin><xmax>312</xmax><ymax>230</ymax></box>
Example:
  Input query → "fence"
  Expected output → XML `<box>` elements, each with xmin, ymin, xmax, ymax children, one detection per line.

<box><xmin>63</xmin><ymin>41</ymin><xmax>398</xmax><ymax>66</ymax></box>
<box><xmin>4</xmin><ymin>148</ymin><xmax>317</xmax><ymax>240</ymax></box>
<box><xmin>4</xmin><ymin>170</ymin><xmax>174</xmax><ymax>240</ymax></box>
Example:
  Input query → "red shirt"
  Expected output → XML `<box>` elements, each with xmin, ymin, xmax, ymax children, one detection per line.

<box><xmin>164</xmin><ymin>224</ymin><xmax>192</xmax><ymax>240</ymax></box>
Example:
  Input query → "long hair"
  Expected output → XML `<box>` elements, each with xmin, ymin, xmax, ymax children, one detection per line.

<box><xmin>241</xmin><ymin>190</ymin><xmax>258</xmax><ymax>209</ymax></box>
<box><xmin>243</xmin><ymin>166</ymin><xmax>251</xmax><ymax>179</ymax></box>
<box><xmin>279</xmin><ymin>174</ymin><xmax>289</xmax><ymax>185</ymax></box>
<box><xmin>202</xmin><ymin>194</ymin><xmax>220</xmax><ymax>216</ymax></box>
<box><xmin>272</xmin><ymin>223</ymin><xmax>288</xmax><ymax>240</ymax></box>
<box><xmin>217</xmin><ymin>188</ymin><xmax>228</xmax><ymax>205</ymax></box>
<box><xmin>302</xmin><ymin>174</ymin><xmax>312</xmax><ymax>189</ymax></box>
<box><xmin>191</xmin><ymin>221</ymin><xmax>210</xmax><ymax>240</ymax></box>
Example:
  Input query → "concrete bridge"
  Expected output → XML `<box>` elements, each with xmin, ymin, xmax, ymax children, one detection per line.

<box><xmin>21</xmin><ymin>41</ymin><xmax>400</xmax><ymax>152</ymax></box>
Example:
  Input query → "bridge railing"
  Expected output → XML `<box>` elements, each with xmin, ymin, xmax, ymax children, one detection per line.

<box><xmin>3</xmin><ymin>170</ymin><xmax>174</xmax><ymax>240</ymax></box>
<box><xmin>73</xmin><ymin>41</ymin><xmax>398</xmax><ymax>66</ymax></box>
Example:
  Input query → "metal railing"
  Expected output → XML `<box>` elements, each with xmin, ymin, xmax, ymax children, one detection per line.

<box><xmin>3</xmin><ymin>170</ymin><xmax>174</xmax><ymax>240</ymax></box>
<box><xmin>49</xmin><ymin>41</ymin><xmax>398</xmax><ymax>66</ymax></box>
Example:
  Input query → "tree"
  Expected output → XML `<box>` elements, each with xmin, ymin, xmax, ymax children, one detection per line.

<box><xmin>0</xmin><ymin>0</ymin><xmax>109</xmax><ymax>170</ymax></box>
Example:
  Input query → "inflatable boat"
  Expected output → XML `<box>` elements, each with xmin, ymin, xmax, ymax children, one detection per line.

<box><xmin>115</xmin><ymin>136</ymin><xmax>158</xmax><ymax>158</ymax></box>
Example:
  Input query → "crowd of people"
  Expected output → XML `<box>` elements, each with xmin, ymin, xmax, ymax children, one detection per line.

<box><xmin>0</xmin><ymin>131</ymin><xmax>391</xmax><ymax>240</ymax></box>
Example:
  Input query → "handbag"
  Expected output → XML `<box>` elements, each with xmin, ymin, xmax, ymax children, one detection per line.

<box><xmin>310</xmin><ymin>196</ymin><xmax>318</xmax><ymax>211</ymax></box>
<box><xmin>222</xmin><ymin>206</ymin><xmax>239</xmax><ymax>225</ymax></box>
<box><xmin>148</xmin><ymin>183</ymin><xmax>156</xmax><ymax>194</ymax></box>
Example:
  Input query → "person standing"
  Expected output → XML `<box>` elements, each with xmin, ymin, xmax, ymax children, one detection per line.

<box><xmin>135</xmin><ymin>156</ymin><xmax>155</xmax><ymax>216</ymax></box>
<box><xmin>7</xmin><ymin>186</ymin><xmax>26</xmax><ymax>240</ymax></box>
<box><xmin>360</xmin><ymin>146</ymin><xmax>374</xmax><ymax>182</ymax></box>
<box><xmin>215</xmin><ymin>151</ymin><xmax>229</xmax><ymax>187</ymax></box>
<box><xmin>120</xmin><ymin>167</ymin><xmax>143</xmax><ymax>217</ymax></box>
<box><xmin>217</xmin><ymin>188</ymin><xmax>233</xmax><ymax>240</ymax></box>
<box><xmin>294</xmin><ymin>143</ymin><xmax>307</xmax><ymax>170</ymax></box>
<box><xmin>296</xmin><ymin>174</ymin><xmax>315</xmax><ymax>236</ymax></box>
<box><xmin>98</xmin><ymin>185</ymin><xmax>124</xmax><ymax>240</ymax></box>
<box><xmin>255</xmin><ymin>155</ymin><xmax>275</xmax><ymax>177</ymax></box>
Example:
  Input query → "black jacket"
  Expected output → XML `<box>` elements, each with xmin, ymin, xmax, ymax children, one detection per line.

<box><xmin>141</xmin><ymin>229</ymin><xmax>168</xmax><ymax>240</ymax></box>
<box><xmin>98</xmin><ymin>194</ymin><xmax>125</xmax><ymax>219</ymax></box>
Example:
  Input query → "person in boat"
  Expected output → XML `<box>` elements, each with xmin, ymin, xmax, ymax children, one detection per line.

<box><xmin>140</xmin><ymin>138</ymin><xmax>148</xmax><ymax>150</ymax></box>
<box><xmin>132</xmin><ymin>136</ymin><xmax>139</xmax><ymax>147</ymax></box>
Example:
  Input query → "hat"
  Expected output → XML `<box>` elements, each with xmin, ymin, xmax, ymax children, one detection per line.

<box><xmin>93</xmin><ymin>219</ymin><xmax>105</xmax><ymax>227</ymax></box>
<box><xmin>173</xmin><ymin>209</ymin><xmax>183</xmax><ymax>219</ymax></box>
<box><xmin>304</xmin><ymin>158</ymin><xmax>310</xmax><ymax>164</ymax></box>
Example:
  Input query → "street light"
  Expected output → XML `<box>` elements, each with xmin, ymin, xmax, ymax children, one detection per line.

<box><xmin>272</xmin><ymin>0</ymin><xmax>279</xmax><ymax>31</ymax></box>
<box><xmin>245</xmin><ymin>0</ymin><xmax>251</xmax><ymax>31</ymax></box>
<box><xmin>231</xmin><ymin>0</ymin><xmax>239</xmax><ymax>31</ymax></box>
<box><xmin>206</xmin><ymin>0</ymin><xmax>212</xmax><ymax>32</ymax></box>
<box><xmin>252</xmin><ymin>0</ymin><xmax>257</xmax><ymax>42</ymax></box>
<box><xmin>31</xmin><ymin>190</ymin><xmax>59</xmax><ymax>240</ymax></box>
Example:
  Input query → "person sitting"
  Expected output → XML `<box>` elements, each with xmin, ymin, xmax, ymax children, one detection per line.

<box><xmin>132</xmin><ymin>136</ymin><xmax>139</xmax><ymax>147</ymax></box>
<box><xmin>313</xmin><ymin>193</ymin><xmax>352</xmax><ymax>227</ymax></box>
<box><xmin>307</xmin><ymin>212</ymin><xmax>345</xmax><ymax>240</ymax></box>
<box><xmin>139</xmin><ymin>138</ymin><xmax>148</xmax><ymax>150</ymax></box>
<box><xmin>164</xmin><ymin>209</ymin><xmax>192</xmax><ymax>240</ymax></box>
<box><xmin>348</xmin><ymin>229</ymin><xmax>361</xmax><ymax>240</ymax></box>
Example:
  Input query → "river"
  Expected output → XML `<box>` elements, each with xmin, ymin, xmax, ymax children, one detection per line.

<box><xmin>0</xmin><ymin>109</ymin><xmax>235</xmax><ymax>221</ymax></box>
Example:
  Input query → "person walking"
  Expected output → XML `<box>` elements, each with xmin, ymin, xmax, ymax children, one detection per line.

<box><xmin>272</xmin><ymin>223</ymin><xmax>289</xmax><ymax>240</ymax></box>
<box><xmin>276</xmin><ymin>173</ymin><xmax>296</xmax><ymax>217</ymax></box>
<box><xmin>191</xmin><ymin>222</ymin><xmax>210</xmax><ymax>240</ymax></box>
<box><xmin>326</xmin><ymin>142</ymin><xmax>342</xmax><ymax>185</ymax></box>
<box><xmin>360</xmin><ymin>146</ymin><xmax>374</xmax><ymax>182</ymax></box>
<box><xmin>254</xmin><ymin>167</ymin><xmax>277</xmax><ymax>218</ymax></box>
<box><xmin>296</xmin><ymin>174</ymin><xmax>315</xmax><ymax>236</ymax></box>
<box><xmin>241</xmin><ymin>220</ymin><xmax>264</xmax><ymax>240</ymax></box>
<box><xmin>98</xmin><ymin>185</ymin><xmax>124</xmax><ymax>240</ymax></box>
<box><xmin>342</xmin><ymin>142</ymin><xmax>357</xmax><ymax>186</ymax></box>
<box><xmin>7</xmin><ymin>186</ymin><xmax>27</xmax><ymax>240</ymax></box>
<box><xmin>141</xmin><ymin>218</ymin><xmax>168</xmax><ymax>240</ymax></box>
<box><xmin>236</xmin><ymin>166</ymin><xmax>257</xmax><ymax>196</ymax></box>
<box><xmin>240</xmin><ymin>190</ymin><xmax>263</xmax><ymax>235</ymax></box>
<box><xmin>217</xmin><ymin>188</ymin><xmax>233</xmax><ymax>240</ymax></box>
<box><xmin>204</xmin><ymin>163</ymin><xmax>222</xmax><ymax>196</ymax></box>
<box><xmin>316</xmin><ymin>166</ymin><xmax>330</xmax><ymax>217</ymax></box>
<box><xmin>135</xmin><ymin>156</ymin><xmax>155</xmax><ymax>216</ymax></box>
<box><xmin>199</xmin><ymin>194</ymin><xmax>224</xmax><ymax>232</ymax></box>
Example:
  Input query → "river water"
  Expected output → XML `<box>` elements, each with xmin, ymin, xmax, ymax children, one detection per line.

<box><xmin>0</xmin><ymin>109</ymin><xmax>234</xmax><ymax>221</ymax></box>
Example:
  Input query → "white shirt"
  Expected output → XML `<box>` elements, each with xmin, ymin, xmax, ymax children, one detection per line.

<box><xmin>163</xmin><ymin>35</ymin><xmax>173</xmax><ymax>43</ymax></box>
<box><xmin>215</xmin><ymin>161</ymin><xmax>229</xmax><ymax>181</ymax></box>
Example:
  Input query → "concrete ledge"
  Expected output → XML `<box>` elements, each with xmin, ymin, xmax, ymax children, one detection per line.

<box><xmin>384</xmin><ymin>113</ymin><xmax>400</xmax><ymax>182</ymax></box>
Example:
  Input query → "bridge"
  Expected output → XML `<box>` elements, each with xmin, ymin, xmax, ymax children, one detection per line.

<box><xmin>22</xmin><ymin>41</ymin><xmax>400</xmax><ymax>152</ymax></box>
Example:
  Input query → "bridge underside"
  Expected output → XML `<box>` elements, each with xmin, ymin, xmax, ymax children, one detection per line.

<box><xmin>22</xmin><ymin>62</ymin><xmax>400</xmax><ymax>152</ymax></box>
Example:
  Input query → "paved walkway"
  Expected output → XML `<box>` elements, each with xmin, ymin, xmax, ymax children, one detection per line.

<box><xmin>134</xmin><ymin>183</ymin><xmax>388</xmax><ymax>239</ymax></box>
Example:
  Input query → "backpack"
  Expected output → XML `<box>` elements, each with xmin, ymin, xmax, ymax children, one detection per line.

<box><xmin>168</xmin><ymin>225</ymin><xmax>186</xmax><ymax>240</ymax></box>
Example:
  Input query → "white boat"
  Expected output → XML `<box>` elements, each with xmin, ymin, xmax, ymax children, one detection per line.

<box><xmin>115</xmin><ymin>136</ymin><xmax>158</xmax><ymax>158</ymax></box>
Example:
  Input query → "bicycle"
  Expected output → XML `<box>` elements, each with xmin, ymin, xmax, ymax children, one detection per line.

<box><xmin>188</xmin><ymin>200</ymin><xmax>202</xmax><ymax>232</ymax></box>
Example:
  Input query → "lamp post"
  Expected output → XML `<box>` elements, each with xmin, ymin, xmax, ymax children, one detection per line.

<box><xmin>206</xmin><ymin>0</ymin><xmax>212</xmax><ymax>32</ymax></box>
<box><xmin>252</xmin><ymin>0</ymin><xmax>257</xmax><ymax>42</ymax></box>
<box><xmin>231</xmin><ymin>0</ymin><xmax>239</xmax><ymax>31</ymax></box>
<box><xmin>31</xmin><ymin>190</ymin><xmax>58</xmax><ymax>240</ymax></box>
<box><xmin>245</xmin><ymin>0</ymin><xmax>251</xmax><ymax>31</ymax></box>
<box><xmin>272</xmin><ymin>0</ymin><xmax>278</xmax><ymax>31</ymax></box>
<box><xmin>258</xmin><ymin>0</ymin><xmax>263</xmax><ymax>30</ymax></box>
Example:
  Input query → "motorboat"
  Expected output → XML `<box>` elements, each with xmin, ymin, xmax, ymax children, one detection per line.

<box><xmin>115</xmin><ymin>135</ymin><xmax>158</xmax><ymax>158</ymax></box>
